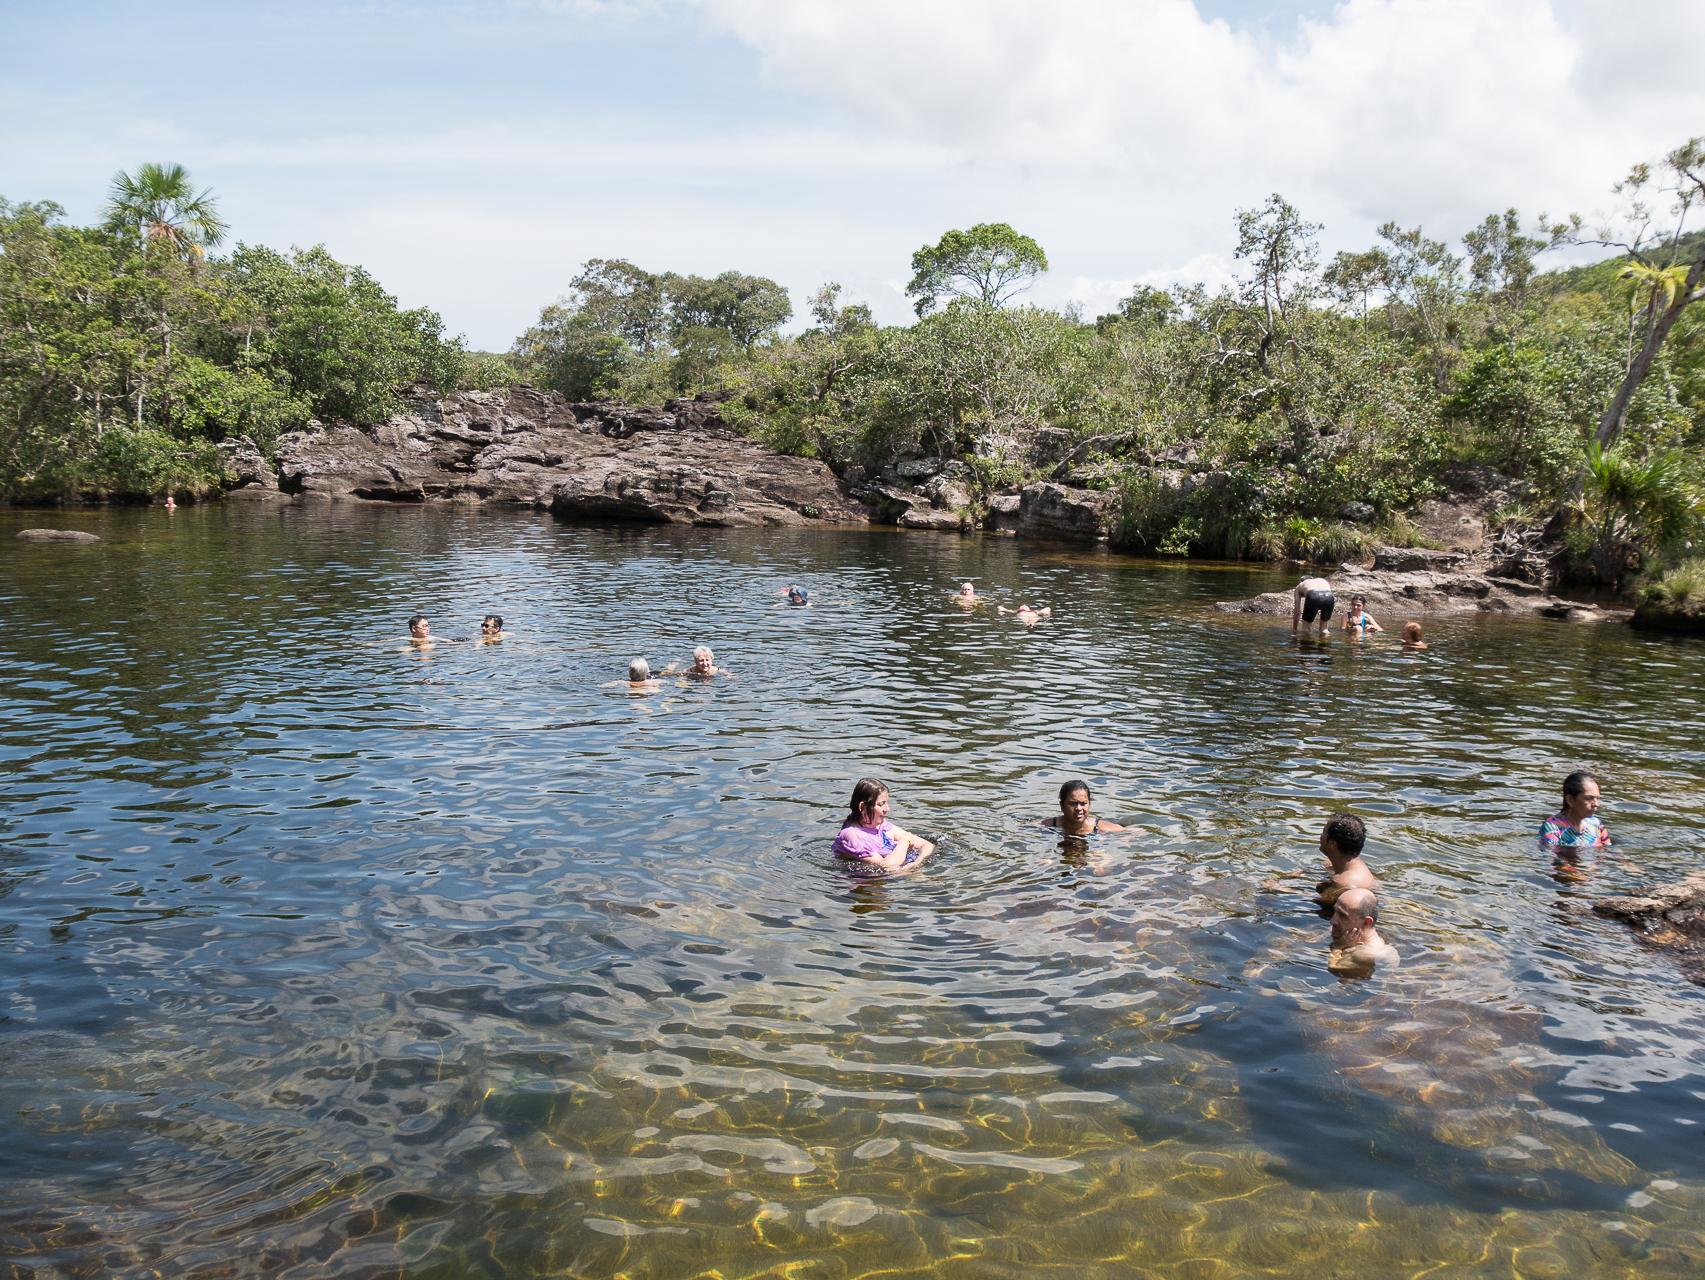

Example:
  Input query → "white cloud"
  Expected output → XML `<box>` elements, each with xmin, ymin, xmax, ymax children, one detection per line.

<box><xmin>692</xmin><ymin>0</ymin><xmax>1705</xmax><ymax>264</ymax></box>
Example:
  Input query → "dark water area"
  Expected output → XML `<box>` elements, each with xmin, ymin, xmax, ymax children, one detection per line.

<box><xmin>3</xmin><ymin>502</ymin><xmax>1704</xmax><ymax>1278</ymax></box>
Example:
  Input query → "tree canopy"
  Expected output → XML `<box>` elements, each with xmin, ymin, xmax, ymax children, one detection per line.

<box><xmin>905</xmin><ymin>223</ymin><xmax>1048</xmax><ymax>317</ymax></box>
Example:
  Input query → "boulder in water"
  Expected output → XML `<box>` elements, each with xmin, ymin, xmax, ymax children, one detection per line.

<box><xmin>16</xmin><ymin>528</ymin><xmax>100</xmax><ymax>543</ymax></box>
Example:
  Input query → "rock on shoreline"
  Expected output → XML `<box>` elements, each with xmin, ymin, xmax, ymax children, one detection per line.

<box><xmin>1214</xmin><ymin>561</ymin><xmax>1624</xmax><ymax>620</ymax></box>
<box><xmin>270</xmin><ymin>387</ymin><xmax>871</xmax><ymax>528</ymax></box>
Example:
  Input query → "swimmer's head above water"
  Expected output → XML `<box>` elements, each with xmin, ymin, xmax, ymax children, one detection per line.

<box><xmin>628</xmin><ymin>657</ymin><xmax>651</xmax><ymax>682</ymax></box>
<box><xmin>845</xmin><ymin>776</ymin><xmax>889</xmax><ymax>827</ymax></box>
<box><xmin>787</xmin><ymin>586</ymin><xmax>809</xmax><ymax>605</ymax></box>
<box><xmin>481</xmin><ymin>614</ymin><xmax>504</xmax><ymax>635</ymax></box>
<box><xmin>1331</xmin><ymin>886</ymin><xmax>1379</xmax><ymax>945</ymax></box>
<box><xmin>408</xmin><ymin>615</ymin><xmax>430</xmax><ymax>638</ymax></box>
<box><xmin>1562</xmin><ymin>770</ymin><xmax>1601</xmax><ymax>821</ymax></box>
<box><xmin>1321</xmin><ymin>812</ymin><xmax>1366</xmax><ymax>859</ymax></box>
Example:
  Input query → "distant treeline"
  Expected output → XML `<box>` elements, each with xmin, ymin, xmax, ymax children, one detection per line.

<box><xmin>4</xmin><ymin>156</ymin><xmax>1703</xmax><ymax>591</ymax></box>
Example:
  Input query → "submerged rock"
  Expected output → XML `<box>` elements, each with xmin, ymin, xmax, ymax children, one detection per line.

<box><xmin>15</xmin><ymin>528</ymin><xmax>100</xmax><ymax>543</ymax></box>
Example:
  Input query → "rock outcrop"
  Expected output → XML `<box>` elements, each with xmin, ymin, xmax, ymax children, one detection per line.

<box><xmin>270</xmin><ymin>388</ymin><xmax>870</xmax><ymax>528</ymax></box>
<box><xmin>16</xmin><ymin>528</ymin><xmax>100</xmax><ymax>543</ymax></box>
<box><xmin>1215</xmin><ymin>562</ymin><xmax>1624</xmax><ymax>620</ymax></box>
<box><xmin>1594</xmin><ymin>873</ymin><xmax>1705</xmax><ymax>985</ymax></box>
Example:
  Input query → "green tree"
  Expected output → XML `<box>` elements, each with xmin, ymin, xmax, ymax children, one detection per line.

<box><xmin>1443</xmin><ymin>344</ymin><xmax>1575</xmax><ymax>485</ymax></box>
<box><xmin>1564</xmin><ymin>138</ymin><xmax>1705</xmax><ymax>452</ymax></box>
<box><xmin>1095</xmin><ymin>285</ymin><xmax>1177</xmax><ymax>333</ymax></box>
<box><xmin>666</xmin><ymin>271</ymin><xmax>793</xmax><ymax>348</ymax></box>
<box><xmin>905</xmin><ymin>223</ymin><xmax>1048</xmax><ymax>317</ymax></box>
<box><xmin>569</xmin><ymin>259</ymin><xmax>669</xmax><ymax>353</ymax></box>
<box><xmin>103</xmin><ymin>162</ymin><xmax>228</xmax><ymax>255</ymax></box>
<box><xmin>215</xmin><ymin>244</ymin><xmax>465</xmax><ymax>423</ymax></box>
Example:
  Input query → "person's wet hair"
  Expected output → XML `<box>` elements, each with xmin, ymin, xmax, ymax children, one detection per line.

<box><xmin>845</xmin><ymin>776</ymin><xmax>888</xmax><ymax>827</ymax></box>
<box><xmin>483</xmin><ymin>614</ymin><xmax>503</xmax><ymax>630</ymax></box>
<box><xmin>1324</xmin><ymin>812</ymin><xmax>1366</xmax><ymax>857</ymax></box>
<box><xmin>1059</xmin><ymin>780</ymin><xmax>1091</xmax><ymax>804</ymax></box>
<box><xmin>1402</xmin><ymin>621</ymin><xmax>1424</xmax><ymax>642</ymax></box>
<box><xmin>408</xmin><ymin>614</ymin><xmax>427</xmax><ymax>630</ymax></box>
<box><xmin>628</xmin><ymin>658</ymin><xmax>650</xmax><ymax>681</ymax></box>
<box><xmin>1563</xmin><ymin>771</ymin><xmax>1599</xmax><ymax>801</ymax></box>
<box><xmin>694</xmin><ymin>645</ymin><xmax>712</xmax><ymax>661</ymax></box>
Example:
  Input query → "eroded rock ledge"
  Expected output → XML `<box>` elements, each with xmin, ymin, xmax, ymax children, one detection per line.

<box><xmin>1214</xmin><ymin>560</ymin><xmax>1623</xmax><ymax>621</ymax></box>
<box><xmin>1594</xmin><ymin>874</ymin><xmax>1705</xmax><ymax>985</ymax></box>
<box><xmin>259</xmin><ymin>387</ymin><xmax>872</xmax><ymax>528</ymax></box>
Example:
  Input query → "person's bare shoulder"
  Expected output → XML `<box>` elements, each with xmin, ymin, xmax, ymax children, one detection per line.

<box><xmin>1095</xmin><ymin>819</ymin><xmax>1126</xmax><ymax>832</ymax></box>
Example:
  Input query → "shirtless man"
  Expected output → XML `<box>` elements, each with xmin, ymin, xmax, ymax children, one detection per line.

<box><xmin>999</xmin><ymin>604</ymin><xmax>1051</xmax><ymax>625</ymax></box>
<box><xmin>664</xmin><ymin>646</ymin><xmax>732</xmax><ymax>679</ymax></box>
<box><xmin>479</xmin><ymin>614</ymin><xmax>509</xmax><ymax>641</ymax></box>
<box><xmin>602</xmin><ymin>658</ymin><xmax>661</xmax><ymax>691</ymax></box>
<box><xmin>1040</xmin><ymin>780</ymin><xmax>1125</xmax><ymax>835</ymax></box>
<box><xmin>1292</xmin><ymin>575</ymin><xmax>1334</xmax><ymax>636</ymax></box>
<box><xmin>1314</xmin><ymin>812</ymin><xmax>1377</xmax><ymax>907</ymax></box>
<box><xmin>1327</xmin><ymin>887</ymin><xmax>1400</xmax><ymax>977</ymax></box>
<box><xmin>954</xmin><ymin>582</ymin><xmax>980</xmax><ymax>605</ymax></box>
<box><xmin>404</xmin><ymin>615</ymin><xmax>433</xmax><ymax>648</ymax></box>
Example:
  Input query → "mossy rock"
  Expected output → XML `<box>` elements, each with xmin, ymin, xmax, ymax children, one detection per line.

<box><xmin>1630</xmin><ymin>604</ymin><xmax>1705</xmax><ymax>634</ymax></box>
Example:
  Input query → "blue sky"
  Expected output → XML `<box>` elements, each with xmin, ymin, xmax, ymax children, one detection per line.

<box><xmin>3</xmin><ymin>0</ymin><xmax>1700</xmax><ymax>350</ymax></box>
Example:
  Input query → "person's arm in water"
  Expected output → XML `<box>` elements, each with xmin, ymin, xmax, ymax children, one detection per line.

<box><xmin>868</xmin><ymin>826</ymin><xmax>935</xmax><ymax>871</ymax></box>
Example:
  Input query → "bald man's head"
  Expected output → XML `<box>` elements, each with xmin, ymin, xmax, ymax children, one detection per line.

<box><xmin>1332</xmin><ymin>888</ymin><xmax>1378</xmax><ymax>943</ymax></box>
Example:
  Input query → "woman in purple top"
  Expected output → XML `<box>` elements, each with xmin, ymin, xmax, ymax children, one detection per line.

<box><xmin>832</xmin><ymin>777</ymin><xmax>936</xmax><ymax>874</ymax></box>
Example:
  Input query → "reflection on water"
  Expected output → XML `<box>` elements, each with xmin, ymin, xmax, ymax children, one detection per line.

<box><xmin>3</xmin><ymin>504</ymin><xmax>1705</xmax><ymax>1277</ymax></box>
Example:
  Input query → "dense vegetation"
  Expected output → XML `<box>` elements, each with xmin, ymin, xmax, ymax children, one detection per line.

<box><xmin>6</xmin><ymin>148</ymin><xmax>1704</xmax><ymax>594</ymax></box>
<box><xmin>0</xmin><ymin>164</ymin><xmax>475</xmax><ymax>497</ymax></box>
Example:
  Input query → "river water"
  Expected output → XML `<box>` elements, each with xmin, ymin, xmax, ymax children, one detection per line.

<box><xmin>3</xmin><ymin>502</ymin><xmax>1704</xmax><ymax>1278</ymax></box>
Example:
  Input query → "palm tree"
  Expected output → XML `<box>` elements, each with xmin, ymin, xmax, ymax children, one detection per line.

<box><xmin>104</xmin><ymin>162</ymin><xmax>228</xmax><ymax>255</ymax></box>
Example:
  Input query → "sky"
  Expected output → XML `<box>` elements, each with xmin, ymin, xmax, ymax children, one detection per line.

<box><xmin>3</xmin><ymin>0</ymin><xmax>1702</xmax><ymax>351</ymax></box>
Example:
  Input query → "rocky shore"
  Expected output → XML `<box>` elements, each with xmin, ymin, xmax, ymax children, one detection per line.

<box><xmin>209</xmin><ymin>388</ymin><xmax>1613</xmax><ymax>625</ymax></box>
<box><xmin>219</xmin><ymin>386</ymin><xmax>1120</xmax><ymax>541</ymax></box>
<box><xmin>1214</xmin><ymin>551</ymin><xmax>1625</xmax><ymax>622</ymax></box>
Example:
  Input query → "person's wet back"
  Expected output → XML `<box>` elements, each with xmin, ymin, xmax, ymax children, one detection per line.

<box><xmin>1292</xmin><ymin>575</ymin><xmax>1334</xmax><ymax>636</ymax></box>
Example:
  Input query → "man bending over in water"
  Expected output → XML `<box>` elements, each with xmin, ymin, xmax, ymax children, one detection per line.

<box><xmin>1327</xmin><ymin>887</ymin><xmax>1399</xmax><ymax>977</ymax></box>
<box><xmin>1040</xmin><ymin>780</ymin><xmax>1125</xmax><ymax>834</ymax></box>
<box><xmin>1292</xmin><ymin>575</ymin><xmax>1334</xmax><ymax>636</ymax></box>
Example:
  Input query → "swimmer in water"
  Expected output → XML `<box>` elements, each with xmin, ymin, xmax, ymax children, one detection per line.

<box><xmin>1293</xmin><ymin>575</ymin><xmax>1334</xmax><ymax>637</ymax></box>
<box><xmin>781</xmin><ymin>586</ymin><xmax>810</xmax><ymax>607</ymax></box>
<box><xmin>1401</xmin><ymin>621</ymin><xmax>1428</xmax><ymax>649</ymax></box>
<box><xmin>999</xmin><ymin>604</ymin><xmax>1051</xmax><ymax>625</ymax></box>
<box><xmin>1040</xmin><ymin>779</ymin><xmax>1126</xmax><ymax>834</ymax></box>
<box><xmin>1314</xmin><ymin>812</ymin><xmax>1378</xmax><ymax>907</ymax></box>
<box><xmin>664</xmin><ymin>645</ymin><xmax>732</xmax><ymax>679</ymax></box>
<box><xmin>1327</xmin><ymin>887</ymin><xmax>1399</xmax><ymax>978</ymax></box>
<box><xmin>404</xmin><ymin>615</ymin><xmax>433</xmax><ymax>648</ymax></box>
<box><xmin>479</xmin><ymin>614</ymin><xmax>509</xmax><ymax>642</ymax></box>
<box><xmin>833</xmin><ymin>777</ymin><xmax>936</xmax><ymax>874</ymax></box>
<box><xmin>954</xmin><ymin>582</ymin><xmax>980</xmax><ymax>605</ymax></box>
<box><xmin>1342</xmin><ymin>595</ymin><xmax>1382</xmax><ymax>634</ymax></box>
<box><xmin>1538</xmin><ymin>770</ymin><xmax>1610</xmax><ymax>851</ymax></box>
<box><xmin>602</xmin><ymin>658</ymin><xmax>661</xmax><ymax>691</ymax></box>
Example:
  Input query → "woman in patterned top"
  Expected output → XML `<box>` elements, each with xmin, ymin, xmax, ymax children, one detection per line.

<box><xmin>1539</xmin><ymin>771</ymin><xmax>1610</xmax><ymax>849</ymax></box>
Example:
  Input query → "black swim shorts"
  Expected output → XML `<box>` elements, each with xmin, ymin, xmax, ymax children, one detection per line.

<box><xmin>1302</xmin><ymin>588</ymin><xmax>1335</xmax><ymax>623</ymax></box>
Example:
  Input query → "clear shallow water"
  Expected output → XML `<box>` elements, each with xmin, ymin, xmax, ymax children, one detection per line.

<box><xmin>3</xmin><ymin>502</ymin><xmax>1704</xmax><ymax>1278</ymax></box>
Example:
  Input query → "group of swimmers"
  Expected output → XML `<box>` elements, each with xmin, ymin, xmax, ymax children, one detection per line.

<box><xmin>1293</xmin><ymin>576</ymin><xmax>1428</xmax><ymax>648</ymax></box>
<box><xmin>832</xmin><ymin>769</ymin><xmax>1617</xmax><ymax>982</ymax></box>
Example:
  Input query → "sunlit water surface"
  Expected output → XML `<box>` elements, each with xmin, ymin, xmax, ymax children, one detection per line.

<box><xmin>3</xmin><ymin>503</ymin><xmax>1705</xmax><ymax>1279</ymax></box>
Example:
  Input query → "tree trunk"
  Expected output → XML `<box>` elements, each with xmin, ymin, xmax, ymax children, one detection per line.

<box><xmin>1594</xmin><ymin>255</ymin><xmax>1705</xmax><ymax>452</ymax></box>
